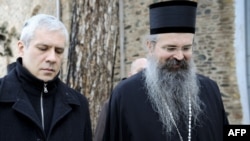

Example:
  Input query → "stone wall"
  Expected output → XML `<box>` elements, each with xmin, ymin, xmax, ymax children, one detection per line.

<box><xmin>195</xmin><ymin>0</ymin><xmax>241</xmax><ymax>124</ymax></box>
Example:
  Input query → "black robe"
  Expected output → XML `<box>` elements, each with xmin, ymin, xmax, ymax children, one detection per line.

<box><xmin>103</xmin><ymin>71</ymin><xmax>229</xmax><ymax>141</ymax></box>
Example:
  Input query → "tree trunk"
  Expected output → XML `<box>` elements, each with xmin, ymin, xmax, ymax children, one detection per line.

<box><xmin>66</xmin><ymin>0</ymin><xmax>119</xmax><ymax>133</ymax></box>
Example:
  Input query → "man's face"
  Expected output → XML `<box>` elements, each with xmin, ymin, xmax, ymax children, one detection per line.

<box><xmin>145</xmin><ymin>34</ymin><xmax>202</xmax><ymax>133</ymax></box>
<box><xmin>148</xmin><ymin>33</ymin><xmax>194</xmax><ymax>72</ymax></box>
<box><xmin>18</xmin><ymin>28</ymin><xmax>66</xmax><ymax>82</ymax></box>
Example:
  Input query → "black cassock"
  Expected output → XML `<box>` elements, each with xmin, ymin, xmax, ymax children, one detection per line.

<box><xmin>103</xmin><ymin>71</ymin><xmax>229</xmax><ymax>141</ymax></box>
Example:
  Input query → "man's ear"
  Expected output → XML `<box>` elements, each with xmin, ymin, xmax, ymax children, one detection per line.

<box><xmin>17</xmin><ymin>41</ymin><xmax>25</xmax><ymax>57</ymax></box>
<box><xmin>147</xmin><ymin>41</ymin><xmax>153</xmax><ymax>52</ymax></box>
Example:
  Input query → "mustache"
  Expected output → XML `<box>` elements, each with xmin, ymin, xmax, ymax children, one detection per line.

<box><xmin>161</xmin><ymin>59</ymin><xmax>189</xmax><ymax>70</ymax></box>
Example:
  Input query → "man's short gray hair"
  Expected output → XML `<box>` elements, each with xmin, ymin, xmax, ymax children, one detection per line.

<box><xmin>20</xmin><ymin>14</ymin><xmax>69</xmax><ymax>47</ymax></box>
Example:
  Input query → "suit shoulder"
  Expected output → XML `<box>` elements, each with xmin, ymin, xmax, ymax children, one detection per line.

<box><xmin>58</xmin><ymin>81</ymin><xmax>88</xmax><ymax>101</ymax></box>
<box><xmin>197</xmin><ymin>73</ymin><xmax>217</xmax><ymax>84</ymax></box>
<box><xmin>115</xmin><ymin>72</ymin><xmax>143</xmax><ymax>90</ymax></box>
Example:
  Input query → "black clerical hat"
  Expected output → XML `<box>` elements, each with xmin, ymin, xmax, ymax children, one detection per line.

<box><xmin>149</xmin><ymin>1</ymin><xmax>197</xmax><ymax>34</ymax></box>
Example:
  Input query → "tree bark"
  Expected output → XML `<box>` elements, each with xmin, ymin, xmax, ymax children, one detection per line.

<box><xmin>66</xmin><ymin>0</ymin><xmax>119</xmax><ymax>133</ymax></box>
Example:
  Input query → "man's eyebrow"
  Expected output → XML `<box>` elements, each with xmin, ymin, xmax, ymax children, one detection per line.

<box><xmin>183</xmin><ymin>44</ymin><xmax>192</xmax><ymax>47</ymax></box>
<box><xmin>36</xmin><ymin>43</ymin><xmax>48</xmax><ymax>47</ymax></box>
<box><xmin>162</xmin><ymin>44</ymin><xmax>192</xmax><ymax>48</ymax></box>
<box><xmin>163</xmin><ymin>44</ymin><xmax>178</xmax><ymax>47</ymax></box>
<box><xmin>166</xmin><ymin>44</ymin><xmax>178</xmax><ymax>47</ymax></box>
<box><xmin>36</xmin><ymin>43</ymin><xmax>65</xmax><ymax>48</ymax></box>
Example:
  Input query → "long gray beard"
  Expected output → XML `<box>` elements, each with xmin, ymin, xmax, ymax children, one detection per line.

<box><xmin>144</xmin><ymin>55</ymin><xmax>203</xmax><ymax>134</ymax></box>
